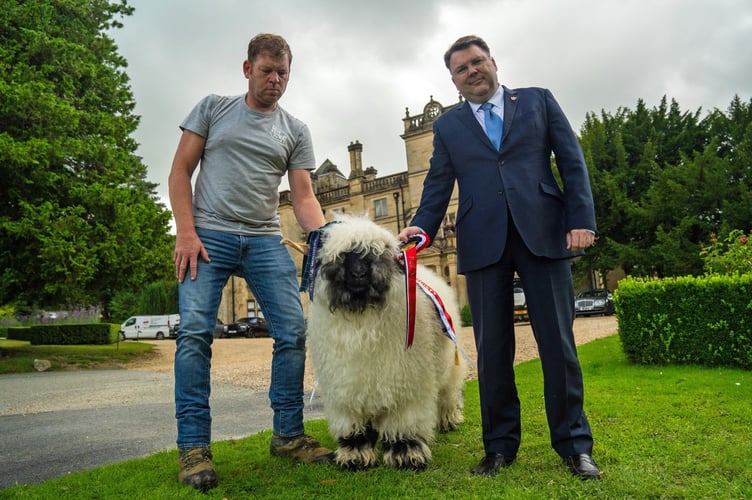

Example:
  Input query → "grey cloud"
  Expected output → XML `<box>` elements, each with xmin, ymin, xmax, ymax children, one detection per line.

<box><xmin>110</xmin><ymin>0</ymin><xmax>752</xmax><ymax>215</ymax></box>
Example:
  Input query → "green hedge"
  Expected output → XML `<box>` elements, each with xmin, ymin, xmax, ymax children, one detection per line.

<box><xmin>6</xmin><ymin>326</ymin><xmax>33</xmax><ymax>342</ymax></box>
<box><xmin>7</xmin><ymin>323</ymin><xmax>119</xmax><ymax>345</ymax></box>
<box><xmin>614</xmin><ymin>274</ymin><xmax>752</xmax><ymax>369</ymax></box>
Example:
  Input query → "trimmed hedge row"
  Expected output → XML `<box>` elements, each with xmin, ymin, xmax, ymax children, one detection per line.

<box><xmin>6</xmin><ymin>323</ymin><xmax>119</xmax><ymax>345</ymax></box>
<box><xmin>614</xmin><ymin>274</ymin><xmax>752</xmax><ymax>369</ymax></box>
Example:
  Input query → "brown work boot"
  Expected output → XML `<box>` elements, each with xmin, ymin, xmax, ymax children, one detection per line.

<box><xmin>178</xmin><ymin>447</ymin><xmax>217</xmax><ymax>492</ymax></box>
<box><xmin>270</xmin><ymin>434</ymin><xmax>335</xmax><ymax>463</ymax></box>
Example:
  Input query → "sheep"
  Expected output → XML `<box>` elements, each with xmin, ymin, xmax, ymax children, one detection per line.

<box><xmin>304</xmin><ymin>215</ymin><xmax>466</xmax><ymax>471</ymax></box>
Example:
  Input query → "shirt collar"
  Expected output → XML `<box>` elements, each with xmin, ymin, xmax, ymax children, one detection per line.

<box><xmin>469</xmin><ymin>86</ymin><xmax>504</xmax><ymax>114</ymax></box>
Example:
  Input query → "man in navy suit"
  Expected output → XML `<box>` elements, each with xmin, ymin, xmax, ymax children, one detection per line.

<box><xmin>398</xmin><ymin>35</ymin><xmax>602</xmax><ymax>480</ymax></box>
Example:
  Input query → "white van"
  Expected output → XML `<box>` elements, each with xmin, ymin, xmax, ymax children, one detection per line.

<box><xmin>119</xmin><ymin>314</ymin><xmax>179</xmax><ymax>341</ymax></box>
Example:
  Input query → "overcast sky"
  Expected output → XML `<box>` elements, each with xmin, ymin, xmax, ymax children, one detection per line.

<box><xmin>111</xmin><ymin>0</ymin><xmax>752</xmax><ymax>214</ymax></box>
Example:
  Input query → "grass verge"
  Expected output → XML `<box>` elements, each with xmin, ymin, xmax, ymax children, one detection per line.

<box><xmin>0</xmin><ymin>339</ymin><xmax>154</xmax><ymax>373</ymax></box>
<box><xmin>1</xmin><ymin>335</ymin><xmax>750</xmax><ymax>499</ymax></box>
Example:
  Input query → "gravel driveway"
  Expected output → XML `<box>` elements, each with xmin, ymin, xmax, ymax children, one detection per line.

<box><xmin>124</xmin><ymin>315</ymin><xmax>619</xmax><ymax>392</ymax></box>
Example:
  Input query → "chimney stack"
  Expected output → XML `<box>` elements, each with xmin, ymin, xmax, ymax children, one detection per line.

<box><xmin>348</xmin><ymin>140</ymin><xmax>363</xmax><ymax>179</ymax></box>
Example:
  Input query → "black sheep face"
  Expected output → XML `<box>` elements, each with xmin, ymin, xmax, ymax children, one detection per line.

<box><xmin>319</xmin><ymin>248</ymin><xmax>397</xmax><ymax>313</ymax></box>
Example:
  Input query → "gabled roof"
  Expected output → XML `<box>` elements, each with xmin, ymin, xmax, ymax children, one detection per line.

<box><xmin>315</xmin><ymin>159</ymin><xmax>347</xmax><ymax>178</ymax></box>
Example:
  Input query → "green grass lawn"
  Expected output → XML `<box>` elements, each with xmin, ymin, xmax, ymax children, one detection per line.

<box><xmin>1</xmin><ymin>335</ymin><xmax>750</xmax><ymax>499</ymax></box>
<box><xmin>0</xmin><ymin>339</ymin><xmax>153</xmax><ymax>373</ymax></box>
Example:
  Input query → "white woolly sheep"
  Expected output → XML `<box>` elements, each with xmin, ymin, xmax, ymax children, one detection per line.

<box><xmin>305</xmin><ymin>215</ymin><xmax>466</xmax><ymax>471</ymax></box>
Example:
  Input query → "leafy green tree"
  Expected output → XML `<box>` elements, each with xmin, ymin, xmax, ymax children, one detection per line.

<box><xmin>578</xmin><ymin>95</ymin><xmax>751</xmax><ymax>279</ymax></box>
<box><xmin>137</xmin><ymin>281</ymin><xmax>179</xmax><ymax>316</ymax></box>
<box><xmin>703</xmin><ymin>96</ymin><xmax>752</xmax><ymax>236</ymax></box>
<box><xmin>109</xmin><ymin>288</ymin><xmax>139</xmax><ymax>324</ymax></box>
<box><xmin>0</xmin><ymin>0</ymin><xmax>174</xmax><ymax>316</ymax></box>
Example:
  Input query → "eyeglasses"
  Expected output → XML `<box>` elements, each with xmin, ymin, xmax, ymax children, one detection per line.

<box><xmin>451</xmin><ymin>56</ymin><xmax>490</xmax><ymax>77</ymax></box>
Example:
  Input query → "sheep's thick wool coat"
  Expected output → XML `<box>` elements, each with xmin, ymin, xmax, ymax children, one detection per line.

<box><xmin>306</xmin><ymin>215</ymin><xmax>466</xmax><ymax>470</ymax></box>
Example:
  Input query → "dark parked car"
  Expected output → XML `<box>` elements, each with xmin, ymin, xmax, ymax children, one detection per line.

<box><xmin>237</xmin><ymin>317</ymin><xmax>269</xmax><ymax>338</ymax></box>
<box><xmin>211</xmin><ymin>319</ymin><xmax>249</xmax><ymax>338</ymax></box>
<box><xmin>574</xmin><ymin>289</ymin><xmax>615</xmax><ymax>317</ymax></box>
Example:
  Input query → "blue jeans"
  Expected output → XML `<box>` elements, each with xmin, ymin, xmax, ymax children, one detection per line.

<box><xmin>174</xmin><ymin>227</ymin><xmax>307</xmax><ymax>448</ymax></box>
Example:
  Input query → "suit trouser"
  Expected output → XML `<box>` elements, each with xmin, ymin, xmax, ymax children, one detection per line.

<box><xmin>465</xmin><ymin>221</ymin><xmax>594</xmax><ymax>458</ymax></box>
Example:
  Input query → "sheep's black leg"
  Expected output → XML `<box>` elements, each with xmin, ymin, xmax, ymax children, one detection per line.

<box><xmin>382</xmin><ymin>437</ymin><xmax>430</xmax><ymax>470</ymax></box>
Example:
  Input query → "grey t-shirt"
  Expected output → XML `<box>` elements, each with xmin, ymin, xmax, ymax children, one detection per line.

<box><xmin>180</xmin><ymin>93</ymin><xmax>315</xmax><ymax>235</ymax></box>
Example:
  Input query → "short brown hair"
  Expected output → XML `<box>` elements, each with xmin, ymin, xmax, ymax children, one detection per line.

<box><xmin>247</xmin><ymin>33</ymin><xmax>292</xmax><ymax>64</ymax></box>
<box><xmin>443</xmin><ymin>35</ymin><xmax>491</xmax><ymax>69</ymax></box>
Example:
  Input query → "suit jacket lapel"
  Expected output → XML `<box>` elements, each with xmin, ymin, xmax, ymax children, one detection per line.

<box><xmin>502</xmin><ymin>86</ymin><xmax>518</xmax><ymax>144</ymax></box>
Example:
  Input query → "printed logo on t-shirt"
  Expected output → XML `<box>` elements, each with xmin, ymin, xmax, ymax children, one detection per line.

<box><xmin>270</xmin><ymin>125</ymin><xmax>288</xmax><ymax>144</ymax></box>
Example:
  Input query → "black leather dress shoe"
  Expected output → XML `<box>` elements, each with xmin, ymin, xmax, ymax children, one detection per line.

<box><xmin>471</xmin><ymin>452</ymin><xmax>516</xmax><ymax>476</ymax></box>
<box><xmin>563</xmin><ymin>453</ymin><xmax>603</xmax><ymax>480</ymax></box>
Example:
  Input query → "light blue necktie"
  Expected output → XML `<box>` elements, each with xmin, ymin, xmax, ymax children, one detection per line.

<box><xmin>481</xmin><ymin>102</ymin><xmax>503</xmax><ymax>150</ymax></box>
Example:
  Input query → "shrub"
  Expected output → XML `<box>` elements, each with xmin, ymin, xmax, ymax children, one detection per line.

<box><xmin>6</xmin><ymin>326</ymin><xmax>33</xmax><ymax>342</ymax></box>
<box><xmin>460</xmin><ymin>304</ymin><xmax>472</xmax><ymax>326</ymax></box>
<box><xmin>25</xmin><ymin>323</ymin><xmax>117</xmax><ymax>345</ymax></box>
<box><xmin>614</xmin><ymin>274</ymin><xmax>752</xmax><ymax>369</ymax></box>
<box><xmin>0</xmin><ymin>303</ymin><xmax>16</xmax><ymax>320</ymax></box>
<box><xmin>701</xmin><ymin>229</ymin><xmax>752</xmax><ymax>275</ymax></box>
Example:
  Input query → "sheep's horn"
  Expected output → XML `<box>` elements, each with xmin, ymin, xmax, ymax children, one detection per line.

<box><xmin>281</xmin><ymin>238</ymin><xmax>309</xmax><ymax>255</ymax></box>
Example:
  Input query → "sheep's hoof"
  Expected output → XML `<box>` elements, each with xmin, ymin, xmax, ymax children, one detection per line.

<box><xmin>438</xmin><ymin>412</ymin><xmax>464</xmax><ymax>432</ymax></box>
<box><xmin>337</xmin><ymin>458</ymin><xmax>377</xmax><ymax>471</ymax></box>
<box><xmin>334</xmin><ymin>439</ymin><xmax>378</xmax><ymax>471</ymax></box>
<box><xmin>382</xmin><ymin>438</ymin><xmax>430</xmax><ymax>471</ymax></box>
<box><xmin>335</xmin><ymin>446</ymin><xmax>378</xmax><ymax>471</ymax></box>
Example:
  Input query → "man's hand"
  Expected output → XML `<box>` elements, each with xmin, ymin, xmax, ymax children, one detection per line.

<box><xmin>174</xmin><ymin>231</ymin><xmax>211</xmax><ymax>283</ymax></box>
<box><xmin>567</xmin><ymin>229</ymin><xmax>596</xmax><ymax>253</ymax></box>
<box><xmin>398</xmin><ymin>226</ymin><xmax>425</xmax><ymax>242</ymax></box>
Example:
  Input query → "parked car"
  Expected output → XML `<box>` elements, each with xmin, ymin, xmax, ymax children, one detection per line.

<box><xmin>574</xmin><ymin>289</ymin><xmax>615</xmax><ymax>317</ymax></box>
<box><xmin>168</xmin><ymin>316</ymin><xmax>180</xmax><ymax>338</ymax></box>
<box><xmin>214</xmin><ymin>319</ymin><xmax>251</xmax><ymax>338</ymax></box>
<box><xmin>213</xmin><ymin>320</ymin><xmax>226</xmax><ymax>338</ymax></box>
<box><xmin>237</xmin><ymin>317</ymin><xmax>269</xmax><ymax>338</ymax></box>
<box><xmin>513</xmin><ymin>287</ymin><xmax>528</xmax><ymax>322</ymax></box>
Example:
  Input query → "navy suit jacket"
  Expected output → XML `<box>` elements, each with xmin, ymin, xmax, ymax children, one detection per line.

<box><xmin>411</xmin><ymin>86</ymin><xmax>597</xmax><ymax>274</ymax></box>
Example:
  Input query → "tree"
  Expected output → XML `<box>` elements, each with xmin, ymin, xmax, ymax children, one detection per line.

<box><xmin>578</xmin><ymin>95</ymin><xmax>752</xmax><ymax>279</ymax></box>
<box><xmin>0</xmin><ymin>0</ymin><xmax>174</xmax><ymax>316</ymax></box>
<box><xmin>137</xmin><ymin>281</ymin><xmax>179</xmax><ymax>316</ymax></box>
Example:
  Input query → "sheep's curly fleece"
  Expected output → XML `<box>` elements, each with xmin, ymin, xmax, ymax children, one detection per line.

<box><xmin>306</xmin><ymin>214</ymin><xmax>466</xmax><ymax>469</ymax></box>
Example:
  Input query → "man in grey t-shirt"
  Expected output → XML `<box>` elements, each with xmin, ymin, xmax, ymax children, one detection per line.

<box><xmin>168</xmin><ymin>33</ymin><xmax>333</xmax><ymax>492</ymax></box>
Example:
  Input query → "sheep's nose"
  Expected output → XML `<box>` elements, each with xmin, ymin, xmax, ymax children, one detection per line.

<box><xmin>349</xmin><ymin>266</ymin><xmax>367</xmax><ymax>280</ymax></box>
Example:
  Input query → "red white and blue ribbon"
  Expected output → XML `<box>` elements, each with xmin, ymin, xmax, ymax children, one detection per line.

<box><xmin>398</xmin><ymin>233</ymin><xmax>430</xmax><ymax>349</ymax></box>
<box><xmin>397</xmin><ymin>233</ymin><xmax>475</xmax><ymax>367</ymax></box>
<box><xmin>416</xmin><ymin>279</ymin><xmax>456</xmax><ymax>343</ymax></box>
<box><xmin>417</xmin><ymin>278</ymin><xmax>475</xmax><ymax>368</ymax></box>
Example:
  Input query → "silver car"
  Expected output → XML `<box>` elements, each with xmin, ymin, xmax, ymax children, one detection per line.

<box><xmin>574</xmin><ymin>289</ymin><xmax>615</xmax><ymax>317</ymax></box>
